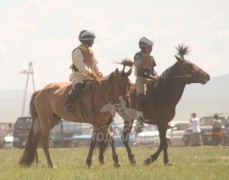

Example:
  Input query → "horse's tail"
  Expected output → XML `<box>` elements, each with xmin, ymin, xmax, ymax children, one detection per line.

<box><xmin>19</xmin><ymin>90</ymin><xmax>41</xmax><ymax>167</ymax></box>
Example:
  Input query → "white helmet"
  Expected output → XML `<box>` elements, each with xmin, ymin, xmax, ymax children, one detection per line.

<box><xmin>78</xmin><ymin>29</ymin><xmax>96</xmax><ymax>41</ymax></box>
<box><xmin>139</xmin><ymin>36</ymin><xmax>154</xmax><ymax>47</ymax></box>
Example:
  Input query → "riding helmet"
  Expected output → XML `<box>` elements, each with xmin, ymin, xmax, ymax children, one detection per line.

<box><xmin>78</xmin><ymin>30</ymin><xmax>96</xmax><ymax>41</ymax></box>
<box><xmin>139</xmin><ymin>36</ymin><xmax>154</xmax><ymax>48</ymax></box>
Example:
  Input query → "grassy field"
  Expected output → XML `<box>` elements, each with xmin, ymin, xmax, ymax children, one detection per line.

<box><xmin>0</xmin><ymin>146</ymin><xmax>229</xmax><ymax>180</ymax></box>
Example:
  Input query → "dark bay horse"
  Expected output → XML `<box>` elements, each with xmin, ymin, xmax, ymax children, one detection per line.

<box><xmin>119</xmin><ymin>45</ymin><xmax>210</xmax><ymax>165</ymax></box>
<box><xmin>19</xmin><ymin>67</ymin><xmax>132</xmax><ymax>168</ymax></box>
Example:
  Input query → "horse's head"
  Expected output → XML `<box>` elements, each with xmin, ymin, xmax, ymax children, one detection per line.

<box><xmin>174</xmin><ymin>44</ymin><xmax>210</xmax><ymax>84</ymax></box>
<box><xmin>108</xmin><ymin>68</ymin><xmax>132</xmax><ymax>105</ymax></box>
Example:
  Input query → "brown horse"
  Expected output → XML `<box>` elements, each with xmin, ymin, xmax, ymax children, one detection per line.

<box><xmin>117</xmin><ymin>45</ymin><xmax>210</xmax><ymax>165</ymax></box>
<box><xmin>19</xmin><ymin>67</ymin><xmax>132</xmax><ymax>168</ymax></box>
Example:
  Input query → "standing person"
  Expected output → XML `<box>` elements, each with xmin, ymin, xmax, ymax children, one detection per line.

<box><xmin>65</xmin><ymin>29</ymin><xmax>102</xmax><ymax>113</ymax></box>
<box><xmin>212</xmin><ymin>114</ymin><xmax>223</xmax><ymax>146</ymax></box>
<box><xmin>190</xmin><ymin>112</ymin><xmax>202</xmax><ymax>146</ymax></box>
<box><xmin>134</xmin><ymin>37</ymin><xmax>158</xmax><ymax>121</ymax></box>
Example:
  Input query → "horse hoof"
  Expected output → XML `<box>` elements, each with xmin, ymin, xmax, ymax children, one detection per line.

<box><xmin>88</xmin><ymin>164</ymin><xmax>94</xmax><ymax>169</ymax></box>
<box><xmin>114</xmin><ymin>162</ymin><xmax>121</xmax><ymax>168</ymax></box>
<box><xmin>48</xmin><ymin>164</ymin><xmax>53</xmax><ymax>168</ymax></box>
<box><xmin>129</xmin><ymin>154</ymin><xmax>136</xmax><ymax>165</ymax></box>
<box><xmin>144</xmin><ymin>158</ymin><xmax>151</xmax><ymax>166</ymax></box>
<box><xmin>165</xmin><ymin>162</ymin><xmax>173</xmax><ymax>166</ymax></box>
<box><xmin>130</xmin><ymin>159</ymin><xmax>136</xmax><ymax>165</ymax></box>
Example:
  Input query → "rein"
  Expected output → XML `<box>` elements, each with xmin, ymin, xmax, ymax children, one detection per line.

<box><xmin>173</xmin><ymin>75</ymin><xmax>192</xmax><ymax>79</ymax></box>
<box><xmin>173</xmin><ymin>62</ymin><xmax>192</xmax><ymax>80</ymax></box>
<box><xmin>86</xmin><ymin>77</ymin><xmax>119</xmax><ymax>120</ymax></box>
<box><xmin>100</xmin><ymin>78</ymin><xmax>119</xmax><ymax>103</ymax></box>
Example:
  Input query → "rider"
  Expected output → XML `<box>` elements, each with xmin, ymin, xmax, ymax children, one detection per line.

<box><xmin>134</xmin><ymin>36</ymin><xmax>158</xmax><ymax>121</ymax></box>
<box><xmin>64</xmin><ymin>29</ymin><xmax>102</xmax><ymax>113</ymax></box>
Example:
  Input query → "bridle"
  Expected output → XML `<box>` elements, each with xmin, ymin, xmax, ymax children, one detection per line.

<box><xmin>173</xmin><ymin>62</ymin><xmax>193</xmax><ymax>80</ymax></box>
<box><xmin>98</xmin><ymin>74</ymin><xmax>130</xmax><ymax>104</ymax></box>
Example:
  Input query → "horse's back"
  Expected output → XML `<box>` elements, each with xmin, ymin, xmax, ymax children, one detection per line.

<box><xmin>35</xmin><ymin>82</ymin><xmax>71</xmax><ymax>108</ymax></box>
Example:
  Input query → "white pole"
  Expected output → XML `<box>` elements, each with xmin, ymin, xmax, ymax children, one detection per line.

<box><xmin>21</xmin><ymin>63</ymin><xmax>31</xmax><ymax>116</ymax></box>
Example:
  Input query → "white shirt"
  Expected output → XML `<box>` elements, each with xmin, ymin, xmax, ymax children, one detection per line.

<box><xmin>191</xmin><ymin>117</ymin><xmax>201</xmax><ymax>133</ymax></box>
<box><xmin>69</xmin><ymin>47</ymin><xmax>99</xmax><ymax>84</ymax></box>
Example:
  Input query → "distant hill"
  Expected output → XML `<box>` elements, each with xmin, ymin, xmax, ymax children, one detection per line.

<box><xmin>0</xmin><ymin>74</ymin><xmax>229</xmax><ymax>123</ymax></box>
<box><xmin>175</xmin><ymin>73</ymin><xmax>229</xmax><ymax>121</ymax></box>
<box><xmin>0</xmin><ymin>90</ymin><xmax>32</xmax><ymax>123</ymax></box>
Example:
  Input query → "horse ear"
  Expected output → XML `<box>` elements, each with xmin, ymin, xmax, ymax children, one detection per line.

<box><xmin>115</xmin><ymin>68</ymin><xmax>120</xmax><ymax>76</ymax></box>
<box><xmin>125</xmin><ymin>68</ymin><xmax>132</xmax><ymax>76</ymax></box>
<box><xmin>108</xmin><ymin>72</ymin><xmax>114</xmax><ymax>82</ymax></box>
<box><xmin>175</xmin><ymin>55</ymin><xmax>182</xmax><ymax>62</ymax></box>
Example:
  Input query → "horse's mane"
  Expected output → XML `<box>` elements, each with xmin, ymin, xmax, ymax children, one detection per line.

<box><xmin>148</xmin><ymin>62</ymin><xmax>179</xmax><ymax>103</ymax></box>
<box><xmin>176</xmin><ymin>44</ymin><xmax>190</xmax><ymax>59</ymax></box>
<box><xmin>148</xmin><ymin>44</ymin><xmax>190</xmax><ymax>103</ymax></box>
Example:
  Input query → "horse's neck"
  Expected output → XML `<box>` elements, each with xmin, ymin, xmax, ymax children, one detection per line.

<box><xmin>145</xmin><ymin>64</ymin><xmax>186</xmax><ymax>110</ymax></box>
<box><xmin>167</xmin><ymin>80</ymin><xmax>185</xmax><ymax>107</ymax></box>
<box><xmin>100</xmin><ymin>79</ymin><xmax>115</xmax><ymax>102</ymax></box>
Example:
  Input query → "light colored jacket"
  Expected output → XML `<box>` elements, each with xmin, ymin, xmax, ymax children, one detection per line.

<box><xmin>69</xmin><ymin>45</ymin><xmax>99</xmax><ymax>85</ymax></box>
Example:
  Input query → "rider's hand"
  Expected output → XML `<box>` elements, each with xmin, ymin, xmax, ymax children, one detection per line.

<box><xmin>89</xmin><ymin>72</ymin><xmax>97</xmax><ymax>78</ymax></box>
<box><xmin>96</xmin><ymin>72</ymin><xmax>103</xmax><ymax>78</ymax></box>
<box><xmin>153</xmin><ymin>75</ymin><xmax>159</xmax><ymax>80</ymax></box>
<box><xmin>149</xmin><ymin>75</ymin><xmax>158</xmax><ymax>81</ymax></box>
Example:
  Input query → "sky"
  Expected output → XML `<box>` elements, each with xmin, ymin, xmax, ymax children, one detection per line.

<box><xmin>0</xmin><ymin>0</ymin><xmax>229</xmax><ymax>91</ymax></box>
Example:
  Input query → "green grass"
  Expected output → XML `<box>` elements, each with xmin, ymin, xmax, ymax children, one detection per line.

<box><xmin>1</xmin><ymin>146</ymin><xmax>229</xmax><ymax>180</ymax></box>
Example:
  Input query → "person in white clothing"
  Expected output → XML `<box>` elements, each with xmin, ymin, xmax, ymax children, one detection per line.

<box><xmin>190</xmin><ymin>112</ymin><xmax>202</xmax><ymax>146</ymax></box>
<box><xmin>65</xmin><ymin>29</ymin><xmax>102</xmax><ymax>113</ymax></box>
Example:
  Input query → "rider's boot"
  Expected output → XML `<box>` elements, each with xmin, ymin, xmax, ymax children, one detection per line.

<box><xmin>64</xmin><ymin>82</ymin><xmax>84</xmax><ymax>113</ymax></box>
<box><xmin>136</xmin><ymin>93</ymin><xmax>145</xmax><ymax>123</ymax></box>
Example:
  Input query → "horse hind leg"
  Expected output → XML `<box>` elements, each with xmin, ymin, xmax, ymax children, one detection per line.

<box><xmin>19</xmin><ymin>128</ymin><xmax>41</xmax><ymax>166</ymax></box>
<box><xmin>39</xmin><ymin>114</ymin><xmax>57</xmax><ymax>168</ymax></box>
<box><xmin>43</xmin><ymin>136</ymin><xmax>53</xmax><ymax>168</ymax></box>
<box><xmin>122</xmin><ymin>118</ymin><xmax>136</xmax><ymax>165</ymax></box>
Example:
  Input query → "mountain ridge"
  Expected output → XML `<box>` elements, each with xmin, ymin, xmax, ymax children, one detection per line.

<box><xmin>0</xmin><ymin>74</ymin><xmax>228</xmax><ymax>123</ymax></box>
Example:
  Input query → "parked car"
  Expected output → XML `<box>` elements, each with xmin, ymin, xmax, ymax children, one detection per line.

<box><xmin>136</xmin><ymin>121</ymin><xmax>190</xmax><ymax>147</ymax></box>
<box><xmin>183</xmin><ymin>113</ymin><xmax>229</xmax><ymax>146</ymax></box>
<box><xmin>112</xmin><ymin>123</ymin><xmax>136</xmax><ymax>147</ymax></box>
<box><xmin>50</xmin><ymin>120</ymin><xmax>83</xmax><ymax>147</ymax></box>
<box><xmin>13</xmin><ymin>117</ymin><xmax>84</xmax><ymax>148</ymax></box>
<box><xmin>166</xmin><ymin>121</ymin><xmax>191</xmax><ymax>146</ymax></box>
<box><xmin>60</xmin><ymin>124</ymin><xmax>93</xmax><ymax>147</ymax></box>
<box><xmin>4</xmin><ymin>133</ymin><xmax>13</xmax><ymax>148</ymax></box>
<box><xmin>223</xmin><ymin>124</ymin><xmax>229</xmax><ymax>145</ymax></box>
<box><xmin>64</xmin><ymin>123</ymin><xmax>136</xmax><ymax>147</ymax></box>
<box><xmin>0</xmin><ymin>129</ymin><xmax>6</xmax><ymax>148</ymax></box>
<box><xmin>136</xmin><ymin>125</ymin><xmax>159</xmax><ymax>146</ymax></box>
<box><xmin>13</xmin><ymin>116</ymin><xmax>32</xmax><ymax>148</ymax></box>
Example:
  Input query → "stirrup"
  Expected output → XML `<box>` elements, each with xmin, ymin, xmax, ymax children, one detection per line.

<box><xmin>64</xmin><ymin>104</ymin><xmax>73</xmax><ymax>113</ymax></box>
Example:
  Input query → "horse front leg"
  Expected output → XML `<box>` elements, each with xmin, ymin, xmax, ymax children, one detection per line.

<box><xmin>144</xmin><ymin>125</ymin><xmax>168</xmax><ymax>165</ymax></box>
<box><xmin>122</xmin><ymin>118</ymin><xmax>136</xmax><ymax>165</ymax></box>
<box><xmin>161</xmin><ymin>128</ymin><xmax>171</xmax><ymax>165</ymax></box>
<box><xmin>86</xmin><ymin>131</ymin><xmax>97</xmax><ymax>168</ymax></box>
<box><xmin>98</xmin><ymin>133</ymin><xmax>105</xmax><ymax>165</ymax></box>
<box><xmin>107</xmin><ymin>130</ymin><xmax>121</xmax><ymax>168</ymax></box>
